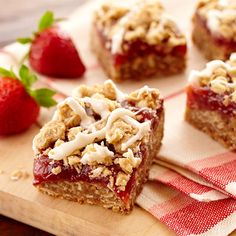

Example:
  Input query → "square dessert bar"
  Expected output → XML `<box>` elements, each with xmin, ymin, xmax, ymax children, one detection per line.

<box><xmin>33</xmin><ymin>80</ymin><xmax>164</xmax><ymax>213</ymax></box>
<box><xmin>91</xmin><ymin>0</ymin><xmax>187</xmax><ymax>82</ymax></box>
<box><xmin>192</xmin><ymin>0</ymin><xmax>236</xmax><ymax>60</ymax></box>
<box><xmin>186</xmin><ymin>53</ymin><xmax>236</xmax><ymax>150</ymax></box>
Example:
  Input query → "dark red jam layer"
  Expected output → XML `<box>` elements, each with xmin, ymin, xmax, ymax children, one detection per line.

<box><xmin>195</xmin><ymin>13</ymin><xmax>236</xmax><ymax>51</ymax></box>
<box><xmin>186</xmin><ymin>85</ymin><xmax>236</xmax><ymax>116</ymax></box>
<box><xmin>33</xmin><ymin>101</ymin><xmax>163</xmax><ymax>203</ymax></box>
<box><xmin>96</xmin><ymin>25</ymin><xmax>187</xmax><ymax>66</ymax></box>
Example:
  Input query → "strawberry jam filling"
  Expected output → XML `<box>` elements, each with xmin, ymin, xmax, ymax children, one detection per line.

<box><xmin>195</xmin><ymin>13</ymin><xmax>236</xmax><ymax>51</ymax></box>
<box><xmin>96</xmin><ymin>26</ymin><xmax>187</xmax><ymax>67</ymax></box>
<box><xmin>33</xmin><ymin>102</ymin><xmax>163</xmax><ymax>202</ymax></box>
<box><xmin>186</xmin><ymin>85</ymin><xmax>236</xmax><ymax>116</ymax></box>
<box><xmin>113</xmin><ymin>42</ymin><xmax>187</xmax><ymax>67</ymax></box>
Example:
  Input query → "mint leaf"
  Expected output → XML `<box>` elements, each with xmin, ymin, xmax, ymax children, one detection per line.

<box><xmin>0</xmin><ymin>67</ymin><xmax>17</xmax><ymax>79</ymax></box>
<box><xmin>30</xmin><ymin>88</ymin><xmax>57</xmax><ymax>108</ymax></box>
<box><xmin>19</xmin><ymin>65</ymin><xmax>37</xmax><ymax>89</ymax></box>
<box><xmin>17</xmin><ymin>37</ymin><xmax>32</xmax><ymax>44</ymax></box>
<box><xmin>38</xmin><ymin>11</ymin><xmax>54</xmax><ymax>32</ymax></box>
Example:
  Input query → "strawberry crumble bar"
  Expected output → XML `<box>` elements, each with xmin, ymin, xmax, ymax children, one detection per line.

<box><xmin>91</xmin><ymin>0</ymin><xmax>187</xmax><ymax>82</ymax></box>
<box><xmin>186</xmin><ymin>54</ymin><xmax>236</xmax><ymax>150</ymax></box>
<box><xmin>32</xmin><ymin>80</ymin><xmax>164</xmax><ymax>213</ymax></box>
<box><xmin>192</xmin><ymin>0</ymin><xmax>236</xmax><ymax>60</ymax></box>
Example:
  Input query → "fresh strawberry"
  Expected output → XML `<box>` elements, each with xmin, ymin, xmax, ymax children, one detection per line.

<box><xmin>17</xmin><ymin>11</ymin><xmax>86</xmax><ymax>79</ymax></box>
<box><xmin>0</xmin><ymin>66</ymin><xmax>57</xmax><ymax>135</ymax></box>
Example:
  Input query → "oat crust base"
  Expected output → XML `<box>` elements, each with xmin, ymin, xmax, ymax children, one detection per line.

<box><xmin>185</xmin><ymin>107</ymin><xmax>236</xmax><ymax>151</ymax></box>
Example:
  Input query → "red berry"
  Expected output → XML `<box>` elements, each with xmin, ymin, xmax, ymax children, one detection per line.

<box><xmin>0</xmin><ymin>77</ymin><xmax>40</xmax><ymax>135</ymax></box>
<box><xmin>29</xmin><ymin>27</ymin><xmax>86</xmax><ymax>78</ymax></box>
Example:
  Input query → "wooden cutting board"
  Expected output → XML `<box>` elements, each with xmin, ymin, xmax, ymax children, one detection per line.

<box><xmin>0</xmin><ymin>126</ymin><xmax>175</xmax><ymax>236</ymax></box>
<box><xmin>0</xmin><ymin>1</ymin><xmax>236</xmax><ymax>235</ymax></box>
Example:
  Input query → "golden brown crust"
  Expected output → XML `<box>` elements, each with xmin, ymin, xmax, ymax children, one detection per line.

<box><xmin>185</xmin><ymin>107</ymin><xmax>236</xmax><ymax>151</ymax></box>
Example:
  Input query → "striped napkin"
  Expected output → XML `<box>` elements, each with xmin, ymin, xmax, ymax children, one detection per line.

<box><xmin>1</xmin><ymin>1</ymin><xmax>236</xmax><ymax>235</ymax></box>
<box><xmin>137</xmin><ymin>182</ymin><xmax>236</xmax><ymax>236</ymax></box>
<box><xmin>160</xmin><ymin>92</ymin><xmax>236</xmax><ymax>198</ymax></box>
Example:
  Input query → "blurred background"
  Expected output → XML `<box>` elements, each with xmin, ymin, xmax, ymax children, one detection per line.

<box><xmin>0</xmin><ymin>0</ymin><xmax>86</xmax><ymax>47</ymax></box>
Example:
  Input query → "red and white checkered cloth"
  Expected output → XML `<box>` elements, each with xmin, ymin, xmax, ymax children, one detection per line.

<box><xmin>160</xmin><ymin>93</ymin><xmax>236</xmax><ymax>199</ymax></box>
<box><xmin>137</xmin><ymin>182</ymin><xmax>236</xmax><ymax>236</ymax></box>
<box><xmin>1</xmin><ymin>1</ymin><xmax>236</xmax><ymax>235</ymax></box>
<box><xmin>149</xmin><ymin>165</ymin><xmax>229</xmax><ymax>202</ymax></box>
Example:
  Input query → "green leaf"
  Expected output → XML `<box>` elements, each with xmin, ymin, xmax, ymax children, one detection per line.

<box><xmin>19</xmin><ymin>65</ymin><xmax>38</xmax><ymax>89</ymax></box>
<box><xmin>17</xmin><ymin>37</ymin><xmax>32</xmax><ymax>44</ymax></box>
<box><xmin>30</xmin><ymin>88</ymin><xmax>57</xmax><ymax>108</ymax></box>
<box><xmin>38</xmin><ymin>11</ymin><xmax>54</xmax><ymax>32</ymax></box>
<box><xmin>0</xmin><ymin>67</ymin><xmax>17</xmax><ymax>79</ymax></box>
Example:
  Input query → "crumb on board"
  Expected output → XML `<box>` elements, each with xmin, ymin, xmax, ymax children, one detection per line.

<box><xmin>10</xmin><ymin>170</ymin><xmax>29</xmax><ymax>181</ymax></box>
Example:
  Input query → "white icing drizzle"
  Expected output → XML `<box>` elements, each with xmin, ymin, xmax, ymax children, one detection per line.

<box><xmin>80</xmin><ymin>143</ymin><xmax>114</xmax><ymax>165</ymax></box>
<box><xmin>136</xmin><ymin>85</ymin><xmax>157</xmax><ymax>99</ymax></box>
<box><xmin>104</xmin><ymin>80</ymin><xmax>127</xmax><ymax>101</ymax></box>
<box><xmin>48</xmin><ymin>108</ymin><xmax>150</xmax><ymax>160</ymax></box>
<box><xmin>82</xmin><ymin>97</ymin><xmax>110</xmax><ymax>118</ymax></box>
<box><xmin>189</xmin><ymin>59</ymin><xmax>236</xmax><ymax>90</ymax></box>
<box><xmin>111</xmin><ymin>28</ymin><xmax>126</xmax><ymax>54</ymax></box>
<box><xmin>121</xmin><ymin>115</ymin><xmax>151</xmax><ymax>151</ymax></box>
<box><xmin>59</xmin><ymin>97</ymin><xmax>95</xmax><ymax>128</ymax></box>
<box><xmin>48</xmin><ymin>129</ymin><xmax>105</xmax><ymax>160</ymax></box>
<box><xmin>205</xmin><ymin>0</ymin><xmax>236</xmax><ymax>36</ymax></box>
<box><xmin>111</xmin><ymin>2</ymin><xmax>142</xmax><ymax>54</ymax></box>
<box><xmin>207</xmin><ymin>9</ymin><xmax>236</xmax><ymax>34</ymax></box>
<box><xmin>189</xmin><ymin>60</ymin><xmax>231</xmax><ymax>86</ymax></box>
<box><xmin>109</xmin><ymin>0</ymin><xmax>179</xmax><ymax>54</ymax></box>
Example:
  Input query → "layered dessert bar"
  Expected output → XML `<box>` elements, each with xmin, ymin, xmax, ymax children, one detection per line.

<box><xmin>32</xmin><ymin>80</ymin><xmax>164</xmax><ymax>213</ymax></box>
<box><xmin>192</xmin><ymin>0</ymin><xmax>236</xmax><ymax>60</ymax></box>
<box><xmin>186</xmin><ymin>54</ymin><xmax>236</xmax><ymax>150</ymax></box>
<box><xmin>91</xmin><ymin>0</ymin><xmax>187</xmax><ymax>82</ymax></box>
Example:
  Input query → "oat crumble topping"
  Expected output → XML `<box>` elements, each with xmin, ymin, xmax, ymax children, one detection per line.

<box><xmin>93</xmin><ymin>0</ymin><xmax>186</xmax><ymax>54</ymax></box>
<box><xmin>33</xmin><ymin>80</ymin><xmax>162</xmax><ymax>190</ymax></box>
<box><xmin>189</xmin><ymin>53</ymin><xmax>236</xmax><ymax>103</ymax></box>
<box><xmin>196</xmin><ymin>0</ymin><xmax>236</xmax><ymax>41</ymax></box>
<box><xmin>51</xmin><ymin>166</ymin><xmax>62</xmax><ymax>175</ymax></box>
